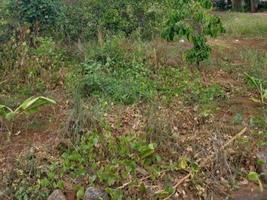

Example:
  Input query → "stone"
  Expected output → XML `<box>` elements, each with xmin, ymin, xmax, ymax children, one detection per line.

<box><xmin>83</xmin><ymin>187</ymin><xmax>109</xmax><ymax>200</ymax></box>
<box><xmin>47</xmin><ymin>190</ymin><xmax>66</xmax><ymax>200</ymax></box>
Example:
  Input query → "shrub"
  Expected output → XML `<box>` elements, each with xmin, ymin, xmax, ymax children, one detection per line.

<box><xmin>162</xmin><ymin>0</ymin><xmax>224</xmax><ymax>66</ymax></box>
<box><xmin>60</xmin><ymin>0</ymin><xmax>161</xmax><ymax>41</ymax></box>
<box><xmin>80</xmin><ymin>60</ymin><xmax>155</xmax><ymax>105</ymax></box>
<box><xmin>75</xmin><ymin>36</ymin><xmax>155</xmax><ymax>105</ymax></box>
<box><xmin>8</xmin><ymin>0</ymin><xmax>63</xmax><ymax>34</ymax></box>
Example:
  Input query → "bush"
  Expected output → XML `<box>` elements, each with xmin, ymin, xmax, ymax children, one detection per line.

<box><xmin>73</xmin><ymin>36</ymin><xmax>155</xmax><ymax>105</ymax></box>
<box><xmin>80</xmin><ymin>60</ymin><xmax>155</xmax><ymax>105</ymax></box>
<box><xmin>60</xmin><ymin>0</ymin><xmax>161</xmax><ymax>42</ymax></box>
<box><xmin>8</xmin><ymin>0</ymin><xmax>63</xmax><ymax>34</ymax></box>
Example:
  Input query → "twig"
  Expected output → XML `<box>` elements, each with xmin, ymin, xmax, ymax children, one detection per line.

<box><xmin>117</xmin><ymin>169</ymin><xmax>170</xmax><ymax>190</ymax></box>
<box><xmin>0</xmin><ymin>80</ymin><xmax>7</xmax><ymax>86</ymax></box>
<box><xmin>199</xmin><ymin>127</ymin><xmax>247</xmax><ymax>166</ymax></box>
<box><xmin>161</xmin><ymin>127</ymin><xmax>247</xmax><ymax>200</ymax></box>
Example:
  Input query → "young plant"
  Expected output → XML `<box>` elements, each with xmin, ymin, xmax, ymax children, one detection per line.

<box><xmin>247</xmin><ymin>171</ymin><xmax>263</xmax><ymax>192</ymax></box>
<box><xmin>245</xmin><ymin>73</ymin><xmax>267</xmax><ymax>104</ymax></box>
<box><xmin>0</xmin><ymin>96</ymin><xmax>56</xmax><ymax>135</ymax></box>
<box><xmin>162</xmin><ymin>0</ymin><xmax>224</xmax><ymax>68</ymax></box>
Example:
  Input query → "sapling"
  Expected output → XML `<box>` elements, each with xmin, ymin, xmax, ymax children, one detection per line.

<box><xmin>162</xmin><ymin>0</ymin><xmax>225</xmax><ymax>69</ymax></box>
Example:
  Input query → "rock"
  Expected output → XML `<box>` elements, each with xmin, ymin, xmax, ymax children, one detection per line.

<box><xmin>83</xmin><ymin>187</ymin><xmax>109</xmax><ymax>200</ymax></box>
<box><xmin>47</xmin><ymin>190</ymin><xmax>66</xmax><ymax>200</ymax></box>
<box><xmin>257</xmin><ymin>150</ymin><xmax>267</xmax><ymax>183</ymax></box>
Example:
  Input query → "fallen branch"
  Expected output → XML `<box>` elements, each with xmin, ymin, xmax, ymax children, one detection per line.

<box><xmin>162</xmin><ymin>127</ymin><xmax>248</xmax><ymax>200</ymax></box>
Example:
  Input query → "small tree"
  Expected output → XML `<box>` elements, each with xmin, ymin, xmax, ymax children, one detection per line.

<box><xmin>162</xmin><ymin>0</ymin><xmax>224</xmax><ymax>69</ymax></box>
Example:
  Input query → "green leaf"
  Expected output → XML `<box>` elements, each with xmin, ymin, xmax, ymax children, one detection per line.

<box><xmin>76</xmin><ymin>186</ymin><xmax>84</xmax><ymax>200</ymax></box>
<box><xmin>106</xmin><ymin>188</ymin><xmax>123</xmax><ymax>200</ymax></box>
<box><xmin>55</xmin><ymin>180</ymin><xmax>65</xmax><ymax>189</ymax></box>
<box><xmin>140</xmin><ymin>144</ymin><xmax>155</xmax><ymax>159</ymax></box>
<box><xmin>191</xmin><ymin>162</ymin><xmax>200</xmax><ymax>174</ymax></box>
<box><xmin>0</xmin><ymin>105</ymin><xmax>13</xmax><ymax>119</ymax></box>
<box><xmin>247</xmin><ymin>171</ymin><xmax>259</xmax><ymax>182</ymax></box>
<box><xmin>178</xmin><ymin>157</ymin><xmax>189</xmax><ymax>170</ymax></box>
<box><xmin>39</xmin><ymin>178</ymin><xmax>50</xmax><ymax>187</ymax></box>
<box><xmin>247</xmin><ymin>171</ymin><xmax>264</xmax><ymax>192</ymax></box>
<box><xmin>5</xmin><ymin>112</ymin><xmax>16</xmax><ymax>121</ymax></box>
<box><xmin>15</xmin><ymin>96</ymin><xmax>56</xmax><ymax>114</ymax></box>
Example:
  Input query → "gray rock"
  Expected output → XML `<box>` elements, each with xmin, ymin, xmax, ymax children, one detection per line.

<box><xmin>83</xmin><ymin>187</ymin><xmax>109</xmax><ymax>200</ymax></box>
<box><xmin>47</xmin><ymin>190</ymin><xmax>66</xmax><ymax>200</ymax></box>
<box><xmin>257</xmin><ymin>150</ymin><xmax>267</xmax><ymax>183</ymax></box>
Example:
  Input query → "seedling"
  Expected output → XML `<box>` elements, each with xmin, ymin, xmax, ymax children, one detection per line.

<box><xmin>247</xmin><ymin>171</ymin><xmax>263</xmax><ymax>192</ymax></box>
<box><xmin>0</xmin><ymin>96</ymin><xmax>56</xmax><ymax>136</ymax></box>
<box><xmin>245</xmin><ymin>73</ymin><xmax>267</xmax><ymax>104</ymax></box>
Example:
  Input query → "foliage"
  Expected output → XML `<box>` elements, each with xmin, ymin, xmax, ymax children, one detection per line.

<box><xmin>245</xmin><ymin>73</ymin><xmax>267</xmax><ymax>104</ymax></box>
<box><xmin>8</xmin><ymin>0</ymin><xmax>63</xmax><ymax>34</ymax></box>
<box><xmin>37</xmin><ymin>132</ymin><xmax>161</xmax><ymax>199</ymax></box>
<box><xmin>247</xmin><ymin>171</ymin><xmax>263</xmax><ymax>192</ymax></box>
<box><xmin>156</xmin><ymin>67</ymin><xmax>225</xmax><ymax>115</ymax></box>
<box><xmin>2</xmin><ymin>150</ymin><xmax>50</xmax><ymax>200</ymax></box>
<box><xmin>162</xmin><ymin>0</ymin><xmax>224</xmax><ymax>65</ymax></box>
<box><xmin>79</xmin><ymin>37</ymin><xmax>155</xmax><ymax>104</ymax></box>
<box><xmin>61</xmin><ymin>0</ymin><xmax>161</xmax><ymax>41</ymax></box>
<box><xmin>0</xmin><ymin>96</ymin><xmax>56</xmax><ymax>120</ymax></box>
<box><xmin>241</xmin><ymin>50</ymin><xmax>267</xmax><ymax>85</ymax></box>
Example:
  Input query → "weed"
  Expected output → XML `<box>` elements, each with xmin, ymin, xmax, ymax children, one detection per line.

<box><xmin>2</xmin><ymin>151</ymin><xmax>50</xmax><ymax>200</ymax></box>
<box><xmin>247</xmin><ymin>171</ymin><xmax>263</xmax><ymax>191</ymax></box>
<box><xmin>36</xmin><ymin>132</ymin><xmax>163</xmax><ymax>199</ymax></box>
<box><xmin>0</xmin><ymin>36</ymin><xmax>67</xmax><ymax>100</ymax></box>
<box><xmin>253</xmin><ymin>131</ymin><xmax>267</xmax><ymax>147</ymax></box>
<box><xmin>233</xmin><ymin>113</ymin><xmax>243</xmax><ymax>124</ymax></box>
<box><xmin>79</xmin><ymin>39</ymin><xmax>155</xmax><ymax>105</ymax></box>
<box><xmin>245</xmin><ymin>73</ymin><xmax>267</xmax><ymax>104</ymax></box>
<box><xmin>67</xmin><ymin>89</ymin><xmax>109</xmax><ymax>141</ymax></box>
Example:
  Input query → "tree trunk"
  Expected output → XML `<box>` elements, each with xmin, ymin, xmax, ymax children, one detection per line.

<box><xmin>250</xmin><ymin>0</ymin><xmax>256</xmax><ymax>12</ymax></box>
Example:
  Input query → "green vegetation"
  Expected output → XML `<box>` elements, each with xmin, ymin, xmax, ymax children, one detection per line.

<box><xmin>0</xmin><ymin>96</ymin><xmax>56</xmax><ymax>138</ymax></box>
<box><xmin>247</xmin><ymin>171</ymin><xmax>263</xmax><ymax>192</ymax></box>
<box><xmin>1</xmin><ymin>0</ymin><xmax>267</xmax><ymax>199</ymax></box>
<box><xmin>245</xmin><ymin>73</ymin><xmax>267</xmax><ymax>104</ymax></box>
<box><xmin>221</xmin><ymin>12</ymin><xmax>267</xmax><ymax>37</ymax></box>
<box><xmin>163</xmin><ymin>0</ymin><xmax>224</xmax><ymax>66</ymax></box>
